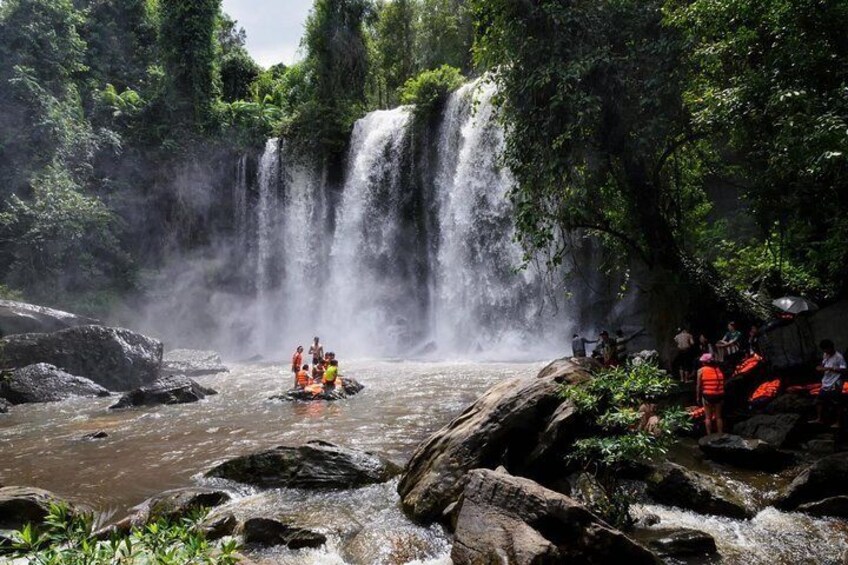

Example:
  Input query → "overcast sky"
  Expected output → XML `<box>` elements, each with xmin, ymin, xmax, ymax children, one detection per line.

<box><xmin>221</xmin><ymin>0</ymin><xmax>314</xmax><ymax>68</ymax></box>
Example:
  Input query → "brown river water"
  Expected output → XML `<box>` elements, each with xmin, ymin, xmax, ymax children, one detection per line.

<box><xmin>2</xmin><ymin>360</ymin><xmax>848</xmax><ymax>564</ymax></box>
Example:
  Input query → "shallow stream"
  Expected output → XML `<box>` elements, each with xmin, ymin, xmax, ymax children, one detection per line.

<box><xmin>1</xmin><ymin>360</ymin><xmax>847</xmax><ymax>563</ymax></box>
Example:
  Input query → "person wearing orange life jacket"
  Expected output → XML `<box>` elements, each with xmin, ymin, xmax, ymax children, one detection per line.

<box><xmin>696</xmin><ymin>353</ymin><xmax>725</xmax><ymax>435</ymax></box>
<box><xmin>291</xmin><ymin>346</ymin><xmax>304</xmax><ymax>377</ymax></box>
<box><xmin>295</xmin><ymin>364</ymin><xmax>312</xmax><ymax>389</ymax></box>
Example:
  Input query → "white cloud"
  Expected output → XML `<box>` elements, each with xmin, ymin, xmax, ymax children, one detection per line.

<box><xmin>221</xmin><ymin>0</ymin><xmax>314</xmax><ymax>68</ymax></box>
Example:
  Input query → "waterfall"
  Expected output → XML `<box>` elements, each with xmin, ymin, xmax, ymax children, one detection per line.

<box><xmin>154</xmin><ymin>82</ymin><xmax>574</xmax><ymax>359</ymax></box>
<box><xmin>325</xmin><ymin>107</ymin><xmax>422</xmax><ymax>355</ymax></box>
<box><xmin>432</xmin><ymin>81</ymin><xmax>566</xmax><ymax>356</ymax></box>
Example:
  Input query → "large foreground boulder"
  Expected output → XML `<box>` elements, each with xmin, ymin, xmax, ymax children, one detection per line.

<box><xmin>732</xmin><ymin>413</ymin><xmax>802</xmax><ymax>447</ymax></box>
<box><xmin>398</xmin><ymin>359</ymin><xmax>589</xmax><ymax>522</ymax></box>
<box><xmin>451</xmin><ymin>469</ymin><xmax>657</xmax><ymax>565</ymax></box>
<box><xmin>0</xmin><ymin>299</ymin><xmax>98</xmax><ymax>337</ymax></box>
<box><xmin>110</xmin><ymin>375</ymin><xmax>217</xmax><ymax>409</ymax></box>
<box><xmin>0</xmin><ymin>325</ymin><xmax>163</xmax><ymax>391</ymax></box>
<box><xmin>162</xmin><ymin>349</ymin><xmax>228</xmax><ymax>377</ymax></box>
<box><xmin>775</xmin><ymin>453</ymin><xmax>848</xmax><ymax>510</ymax></box>
<box><xmin>0</xmin><ymin>486</ymin><xmax>75</xmax><ymax>531</ymax></box>
<box><xmin>645</xmin><ymin>463</ymin><xmax>752</xmax><ymax>519</ymax></box>
<box><xmin>698</xmin><ymin>433</ymin><xmax>792</xmax><ymax>470</ymax></box>
<box><xmin>206</xmin><ymin>440</ymin><xmax>400</xmax><ymax>488</ymax></box>
<box><xmin>1</xmin><ymin>363</ymin><xmax>110</xmax><ymax>404</ymax></box>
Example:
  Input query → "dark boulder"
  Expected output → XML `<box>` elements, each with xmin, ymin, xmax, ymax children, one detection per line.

<box><xmin>242</xmin><ymin>517</ymin><xmax>326</xmax><ymax>549</ymax></box>
<box><xmin>398</xmin><ymin>359</ymin><xmax>589</xmax><ymax>522</ymax></box>
<box><xmin>162</xmin><ymin>349</ymin><xmax>228</xmax><ymax>377</ymax></box>
<box><xmin>698</xmin><ymin>433</ymin><xmax>793</xmax><ymax>470</ymax></box>
<box><xmin>0</xmin><ymin>363</ymin><xmax>110</xmax><ymax>404</ymax></box>
<box><xmin>81</xmin><ymin>431</ymin><xmax>108</xmax><ymax>440</ymax></box>
<box><xmin>765</xmin><ymin>394</ymin><xmax>815</xmax><ymax>415</ymax></box>
<box><xmin>200</xmin><ymin>511</ymin><xmax>239</xmax><ymax>540</ymax></box>
<box><xmin>0</xmin><ymin>325</ymin><xmax>163</xmax><ymax>391</ymax></box>
<box><xmin>110</xmin><ymin>375</ymin><xmax>217</xmax><ymax>409</ymax></box>
<box><xmin>270</xmin><ymin>377</ymin><xmax>365</xmax><ymax>402</ymax></box>
<box><xmin>645</xmin><ymin>462</ymin><xmax>752</xmax><ymax>519</ymax></box>
<box><xmin>0</xmin><ymin>299</ymin><xmax>98</xmax><ymax>337</ymax></box>
<box><xmin>796</xmin><ymin>496</ymin><xmax>848</xmax><ymax>519</ymax></box>
<box><xmin>107</xmin><ymin>488</ymin><xmax>231</xmax><ymax>534</ymax></box>
<box><xmin>0</xmin><ymin>486</ymin><xmax>75</xmax><ymax>531</ymax></box>
<box><xmin>775</xmin><ymin>453</ymin><xmax>848</xmax><ymax>510</ymax></box>
<box><xmin>638</xmin><ymin>527</ymin><xmax>717</xmax><ymax>557</ymax></box>
<box><xmin>206</xmin><ymin>440</ymin><xmax>400</xmax><ymax>489</ymax></box>
<box><xmin>451</xmin><ymin>469</ymin><xmax>657</xmax><ymax>565</ymax></box>
<box><xmin>732</xmin><ymin>413</ymin><xmax>801</xmax><ymax>447</ymax></box>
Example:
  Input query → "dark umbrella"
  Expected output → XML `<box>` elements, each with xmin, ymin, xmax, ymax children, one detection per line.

<box><xmin>772</xmin><ymin>296</ymin><xmax>819</xmax><ymax>315</ymax></box>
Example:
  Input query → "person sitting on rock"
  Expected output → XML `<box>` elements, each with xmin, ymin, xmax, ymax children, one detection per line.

<box><xmin>810</xmin><ymin>339</ymin><xmax>846</xmax><ymax>429</ymax></box>
<box><xmin>697</xmin><ymin>353</ymin><xmax>725</xmax><ymax>435</ymax></box>
<box><xmin>323</xmin><ymin>359</ymin><xmax>339</xmax><ymax>391</ymax></box>
<box><xmin>312</xmin><ymin>359</ymin><xmax>326</xmax><ymax>383</ymax></box>
<box><xmin>295</xmin><ymin>364</ymin><xmax>312</xmax><ymax>389</ymax></box>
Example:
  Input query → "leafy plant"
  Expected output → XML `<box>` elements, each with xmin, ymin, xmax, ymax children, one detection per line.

<box><xmin>399</xmin><ymin>65</ymin><xmax>464</xmax><ymax>121</ymax></box>
<box><xmin>562</xmin><ymin>361</ymin><xmax>690</xmax><ymax>527</ymax></box>
<box><xmin>6</xmin><ymin>502</ymin><xmax>241</xmax><ymax>564</ymax></box>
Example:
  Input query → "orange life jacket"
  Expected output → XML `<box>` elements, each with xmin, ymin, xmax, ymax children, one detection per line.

<box><xmin>688</xmin><ymin>406</ymin><xmax>705</xmax><ymax>420</ymax></box>
<box><xmin>733</xmin><ymin>353</ymin><xmax>762</xmax><ymax>378</ymax></box>
<box><xmin>295</xmin><ymin>369</ymin><xmax>311</xmax><ymax>388</ymax></box>
<box><xmin>700</xmin><ymin>366</ymin><xmax>725</xmax><ymax>396</ymax></box>
<box><xmin>292</xmin><ymin>351</ymin><xmax>303</xmax><ymax>369</ymax></box>
<box><xmin>749</xmin><ymin>379</ymin><xmax>780</xmax><ymax>402</ymax></box>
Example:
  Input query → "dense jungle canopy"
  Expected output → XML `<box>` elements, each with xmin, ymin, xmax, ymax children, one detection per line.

<box><xmin>0</xmin><ymin>0</ymin><xmax>845</xmax><ymax>319</ymax></box>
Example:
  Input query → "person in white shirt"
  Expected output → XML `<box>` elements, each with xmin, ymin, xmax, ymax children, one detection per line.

<box><xmin>672</xmin><ymin>327</ymin><xmax>695</xmax><ymax>382</ymax></box>
<box><xmin>810</xmin><ymin>339</ymin><xmax>847</xmax><ymax>428</ymax></box>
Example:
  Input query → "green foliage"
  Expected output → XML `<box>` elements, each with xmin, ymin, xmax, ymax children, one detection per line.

<box><xmin>399</xmin><ymin>65</ymin><xmax>464</xmax><ymax>121</ymax></box>
<box><xmin>7</xmin><ymin>502</ymin><xmax>241</xmax><ymax>564</ymax></box>
<box><xmin>370</xmin><ymin>0</ymin><xmax>419</xmax><ymax>108</ymax></box>
<box><xmin>562</xmin><ymin>361</ymin><xmax>689</xmax><ymax>526</ymax></box>
<box><xmin>220</xmin><ymin>50</ymin><xmax>261</xmax><ymax>103</ymax></box>
<box><xmin>285</xmin><ymin>0</ymin><xmax>370</xmax><ymax>157</ymax></box>
<box><xmin>472</xmin><ymin>0</ymin><xmax>699</xmax><ymax>275</ymax></box>
<box><xmin>416</xmin><ymin>0</ymin><xmax>474</xmax><ymax>72</ymax></box>
<box><xmin>667</xmin><ymin>0</ymin><xmax>848</xmax><ymax>300</ymax></box>
<box><xmin>158</xmin><ymin>0</ymin><xmax>222</xmax><ymax>131</ymax></box>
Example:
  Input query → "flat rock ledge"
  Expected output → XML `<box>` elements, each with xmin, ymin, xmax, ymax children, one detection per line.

<box><xmin>110</xmin><ymin>375</ymin><xmax>217</xmax><ymax>409</ymax></box>
<box><xmin>1</xmin><ymin>363</ymin><xmax>110</xmax><ymax>404</ymax></box>
<box><xmin>162</xmin><ymin>349</ymin><xmax>228</xmax><ymax>377</ymax></box>
<box><xmin>206</xmin><ymin>440</ymin><xmax>401</xmax><ymax>489</ymax></box>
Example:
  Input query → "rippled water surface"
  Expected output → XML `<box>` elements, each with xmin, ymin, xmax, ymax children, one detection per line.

<box><xmin>3</xmin><ymin>359</ymin><xmax>848</xmax><ymax>564</ymax></box>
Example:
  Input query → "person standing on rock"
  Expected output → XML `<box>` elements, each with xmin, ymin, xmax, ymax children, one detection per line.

<box><xmin>309</xmin><ymin>337</ymin><xmax>324</xmax><ymax>366</ymax></box>
<box><xmin>571</xmin><ymin>333</ymin><xmax>597</xmax><ymax>358</ymax></box>
<box><xmin>696</xmin><ymin>353</ymin><xmax>725</xmax><ymax>435</ymax></box>
<box><xmin>291</xmin><ymin>346</ymin><xmax>304</xmax><ymax>379</ymax></box>
<box><xmin>673</xmin><ymin>327</ymin><xmax>695</xmax><ymax>382</ymax></box>
<box><xmin>810</xmin><ymin>339</ymin><xmax>847</xmax><ymax>428</ymax></box>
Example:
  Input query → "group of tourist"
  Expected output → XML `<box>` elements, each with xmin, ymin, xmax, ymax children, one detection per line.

<box><xmin>574</xmin><ymin>319</ymin><xmax>848</xmax><ymax>438</ymax></box>
<box><xmin>571</xmin><ymin>328</ymin><xmax>645</xmax><ymax>367</ymax></box>
<box><xmin>671</xmin><ymin>322</ymin><xmax>759</xmax><ymax>384</ymax></box>
<box><xmin>290</xmin><ymin>337</ymin><xmax>340</xmax><ymax>391</ymax></box>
